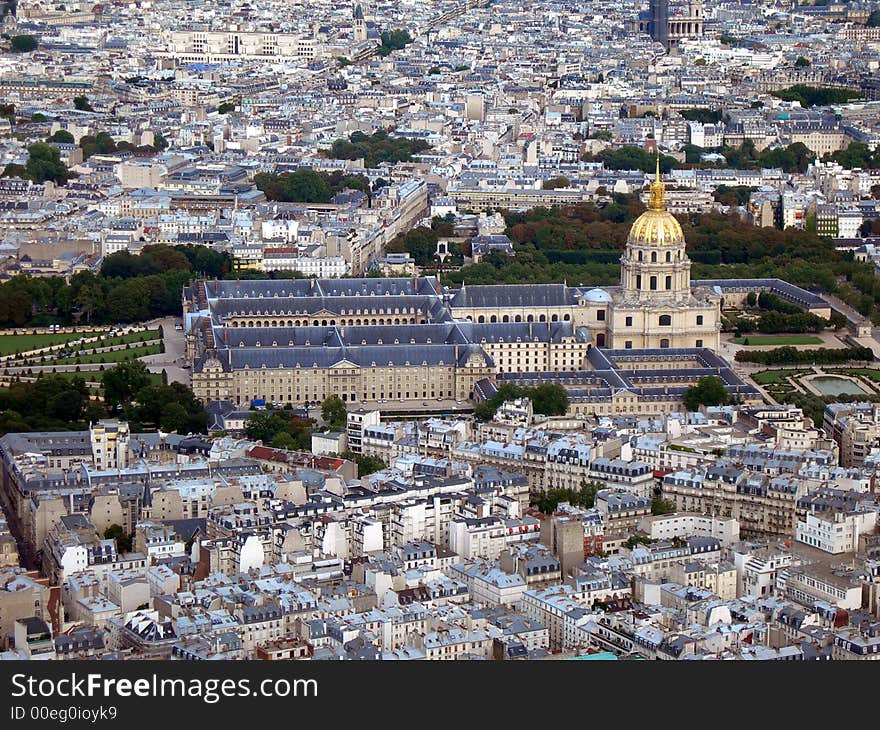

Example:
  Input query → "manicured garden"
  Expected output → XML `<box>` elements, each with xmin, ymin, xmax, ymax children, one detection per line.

<box><xmin>751</xmin><ymin>369</ymin><xmax>808</xmax><ymax>385</ymax></box>
<box><xmin>731</xmin><ymin>335</ymin><xmax>823</xmax><ymax>346</ymax></box>
<box><xmin>0</xmin><ymin>330</ymin><xmax>108</xmax><ymax>356</ymax></box>
<box><xmin>48</xmin><ymin>343</ymin><xmax>161</xmax><ymax>366</ymax></box>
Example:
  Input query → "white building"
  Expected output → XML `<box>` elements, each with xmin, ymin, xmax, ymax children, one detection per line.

<box><xmin>796</xmin><ymin>510</ymin><xmax>877</xmax><ymax>554</ymax></box>
<box><xmin>638</xmin><ymin>512</ymin><xmax>741</xmax><ymax>547</ymax></box>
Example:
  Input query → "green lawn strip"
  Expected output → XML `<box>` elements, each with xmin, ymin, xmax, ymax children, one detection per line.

<box><xmin>731</xmin><ymin>335</ymin><xmax>824</xmax><ymax>346</ymax></box>
<box><xmin>751</xmin><ymin>369</ymin><xmax>807</xmax><ymax>385</ymax></box>
<box><xmin>0</xmin><ymin>331</ymin><xmax>108</xmax><ymax>355</ymax></box>
<box><xmin>47</xmin><ymin>344</ymin><xmax>161</xmax><ymax>366</ymax></box>
<box><xmin>96</xmin><ymin>329</ymin><xmax>161</xmax><ymax>347</ymax></box>
<box><xmin>831</xmin><ymin>368</ymin><xmax>880</xmax><ymax>382</ymax></box>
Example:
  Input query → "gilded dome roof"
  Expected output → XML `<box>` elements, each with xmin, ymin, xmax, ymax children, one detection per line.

<box><xmin>627</xmin><ymin>208</ymin><xmax>684</xmax><ymax>246</ymax></box>
<box><xmin>626</xmin><ymin>155</ymin><xmax>684</xmax><ymax>246</ymax></box>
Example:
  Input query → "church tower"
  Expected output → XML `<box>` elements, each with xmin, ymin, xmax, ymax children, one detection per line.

<box><xmin>353</xmin><ymin>4</ymin><xmax>367</xmax><ymax>43</ymax></box>
<box><xmin>619</xmin><ymin>157</ymin><xmax>691</xmax><ymax>304</ymax></box>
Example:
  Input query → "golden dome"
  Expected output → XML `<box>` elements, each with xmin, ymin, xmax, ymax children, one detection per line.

<box><xmin>626</xmin><ymin>155</ymin><xmax>684</xmax><ymax>246</ymax></box>
<box><xmin>627</xmin><ymin>208</ymin><xmax>684</xmax><ymax>246</ymax></box>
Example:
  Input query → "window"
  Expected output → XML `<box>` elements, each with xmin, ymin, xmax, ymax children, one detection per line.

<box><xmin>696</xmin><ymin>315</ymin><xmax>703</xmax><ymax>325</ymax></box>
<box><xmin>625</xmin><ymin>340</ymin><xmax>632</xmax><ymax>349</ymax></box>
<box><xmin>636</xmin><ymin>275</ymin><xmax>642</xmax><ymax>289</ymax></box>
<box><xmin>696</xmin><ymin>339</ymin><xmax>703</xmax><ymax>348</ymax></box>
<box><xmin>597</xmin><ymin>310</ymin><xmax>605</xmax><ymax>321</ymax></box>
<box><xmin>650</xmin><ymin>276</ymin><xmax>657</xmax><ymax>290</ymax></box>
<box><xmin>660</xmin><ymin>338</ymin><xmax>670</xmax><ymax>348</ymax></box>
<box><xmin>651</xmin><ymin>251</ymin><xmax>657</xmax><ymax>262</ymax></box>
<box><xmin>665</xmin><ymin>276</ymin><xmax>672</xmax><ymax>290</ymax></box>
<box><xmin>625</xmin><ymin>316</ymin><xmax>632</xmax><ymax>327</ymax></box>
<box><xmin>659</xmin><ymin>315</ymin><xmax>671</xmax><ymax>326</ymax></box>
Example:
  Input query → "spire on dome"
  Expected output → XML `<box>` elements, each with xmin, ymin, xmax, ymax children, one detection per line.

<box><xmin>648</xmin><ymin>154</ymin><xmax>665</xmax><ymax>211</ymax></box>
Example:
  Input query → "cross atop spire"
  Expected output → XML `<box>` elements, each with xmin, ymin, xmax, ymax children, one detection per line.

<box><xmin>648</xmin><ymin>153</ymin><xmax>665</xmax><ymax>211</ymax></box>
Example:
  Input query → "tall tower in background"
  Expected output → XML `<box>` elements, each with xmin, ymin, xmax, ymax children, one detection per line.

<box><xmin>635</xmin><ymin>0</ymin><xmax>703</xmax><ymax>53</ymax></box>
<box><xmin>650</xmin><ymin>0</ymin><xmax>669</xmax><ymax>49</ymax></box>
<box><xmin>353</xmin><ymin>4</ymin><xmax>367</xmax><ymax>43</ymax></box>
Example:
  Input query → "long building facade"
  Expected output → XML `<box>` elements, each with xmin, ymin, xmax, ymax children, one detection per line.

<box><xmin>184</xmin><ymin>169</ymin><xmax>738</xmax><ymax>413</ymax></box>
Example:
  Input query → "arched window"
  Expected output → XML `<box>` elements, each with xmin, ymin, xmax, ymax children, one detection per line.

<box><xmin>651</xmin><ymin>251</ymin><xmax>657</xmax><ymax>263</ymax></box>
<box><xmin>659</xmin><ymin>315</ymin><xmax>671</xmax><ymax>326</ymax></box>
<box><xmin>660</xmin><ymin>338</ymin><xmax>670</xmax><ymax>348</ymax></box>
<box><xmin>666</xmin><ymin>251</ymin><xmax>671</xmax><ymax>262</ymax></box>
<box><xmin>650</xmin><ymin>276</ymin><xmax>657</xmax><ymax>290</ymax></box>
<box><xmin>665</xmin><ymin>276</ymin><xmax>672</xmax><ymax>290</ymax></box>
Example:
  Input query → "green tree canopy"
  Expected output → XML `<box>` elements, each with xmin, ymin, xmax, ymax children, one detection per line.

<box><xmin>770</xmin><ymin>85</ymin><xmax>861</xmax><ymax>107</ymax></box>
<box><xmin>683</xmin><ymin>376</ymin><xmax>729</xmax><ymax>411</ymax></box>
<box><xmin>50</xmin><ymin>129</ymin><xmax>75</xmax><ymax>144</ymax></box>
<box><xmin>104</xmin><ymin>524</ymin><xmax>132</xmax><ymax>553</ymax></box>
<box><xmin>330</xmin><ymin>129</ymin><xmax>431</xmax><ymax>168</ymax></box>
<box><xmin>378</xmin><ymin>29</ymin><xmax>414</xmax><ymax>56</ymax></box>
<box><xmin>102</xmin><ymin>360</ymin><xmax>152</xmax><ymax>411</ymax></box>
<box><xmin>321</xmin><ymin>395</ymin><xmax>347</xmax><ymax>430</ymax></box>
<box><xmin>10</xmin><ymin>35</ymin><xmax>38</xmax><ymax>53</ymax></box>
<box><xmin>22</xmin><ymin>142</ymin><xmax>71</xmax><ymax>184</ymax></box>
<box><xmin>73</xmin><ymin>96</ymin><xmax>94</xmax><ymax>112</ymax></box>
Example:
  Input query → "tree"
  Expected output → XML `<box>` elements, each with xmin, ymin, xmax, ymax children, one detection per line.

<box><xmin>159</xmin><ymin>402</ymin><xmax>190</xmax><ymax>433</ymax></box>
<box><xmin>73</xmin><ymin>96</ymin><xmax>94</xmax><ymax>112</ymax></box>
<box><xmin>378</xmin><ymin>29</ymin><xmax>414</xmax><ymax>56</ymax></box>
<box><xmin>542</xmin><ymin>176</ymin><xmax>570</xmax><ymax>190</ymax></box>
<box><xmin>22</xmin><ymin>142</ymin><xmax>70</xmax><ymax>185</ymax></box>
<box><xmin>794</xmin><ymin>56</ymin><xmax>811</xmax><ymax>67</ymax></box>
<box><xmin>153</xmin><ymin>133</ymin><xmax>168</xmax><ymax>151</ymax></box>
<box><xmin>270</xmin><ymin>431</ymin><xmax>296</xmax><ymax>450</ymax></box>
<box><xmin>530</xmin><ymin>383</ymin><xmax>570</xmax><ymax>416</ymax></box>
<box><xmin>50</xmin><ymin>129</ymin><xmax>75</xmax><ymax>144</ymax></box>
<box><xmin>651</xmin><ymin>496</ymin><xmax>676</xmax><ymax>515</ymax></box>
<box><xmin>770</xmin><ymin>85</ymin><xmax>861</xmax><ymax>108</ymax></box>
<box><xmin>102</xmin><ymin>360</ymin><xmax>151</xmax><ymax>410</ymax></box>
<box><xmin>330</xmin><ymin>129</ymin><xmax>431</xmax><ymax>168</ymax></box>
<box><xmin>683</xmin><ymin>376</ymin><xmax>729</xmax><ymax>411</ymax></box>
<box><xmin>103</xmin><ymin>524</ymin><xmax>132</xmax><ymax>553</ymax></box>
<box><xmin>679</xmin><ymin>108</ymin><xmax>722</xmax><ymax>124</ymax></box>
<box><xmin>9</xmin><ymin>35</ymin><xmax>38</xmax><ymax>53</ymax></box>
<box><xmin>217</xmin><ymin>102</ymin><xmax>236</xmax><ymax>114</ymax></box>
<box><xmin>867</xmin><ymin>9</ymin><xmax>880</xmax><ymax>27</ymax></box>
<box><xmin>253</xmin><ymin>170</ymin><xmax>333</xmax><ymax>203</ymax></box>
<box><xmin>321</xmin><ymin>395</ymin><xmax>347</xmax><ymax>430</ymax></box>
<box><xmin>339</xmin><ymin>451</ymin><xmax>386</xmax><ymax>477</ymax></box>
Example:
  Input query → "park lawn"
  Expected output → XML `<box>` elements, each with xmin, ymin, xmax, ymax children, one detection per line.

<box><xmin>48</xmin><ymin>344</ymin><xmax>161</xmax><ymax>366</ymax></box>
<box><xmin>752</xmin><ymin>369</ymin><xmax>806</xmax><ymax>385</ymax></box>
<box><xmin>732</xmin><ymin>335</ymin><xmax>824</xmax><ymax>346</ymax></box>
<box><xmin>0</xmin><ymin>331</ymin><xmax>107</xmax><ymax>356</ymax></box>
<box><xmin>96</xmin><ymin>329</ymin><xmax>161</xmax><ymax>348</ymax></box>
<box><xmin>832</xmin><ymin>368</ymin><xmax>880</xmax><ymax>382</ymax></box>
